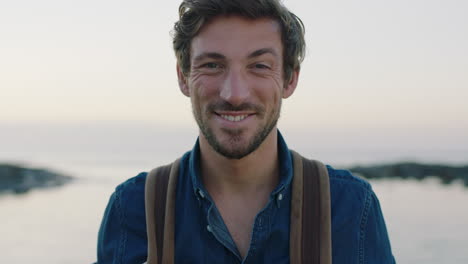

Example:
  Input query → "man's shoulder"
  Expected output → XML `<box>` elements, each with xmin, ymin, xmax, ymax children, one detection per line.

<box><xmin>110</xmin><ymin>172</ymin><xmax>148</xmax><ymax>214</ymax></box>
<box><xmin>325</xmin><ymin>164</ymin><xmax>374</xmax><ymax>210</ymax></box>
<box><xmin>326</xmin><ymin>165</ymin><xmax>371</xmax><ymax>192</ymax></box>
<box><xmin>115</xmin><ymin>171</ymin><xmax>148</xmax><ymax>194</ymax></box>
<box><xmin>324</xmin><ymin>165</ymin><xmax>395</xmax><ymax>263</ymax></box>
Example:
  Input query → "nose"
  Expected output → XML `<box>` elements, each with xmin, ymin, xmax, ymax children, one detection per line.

<box><xmin>219</xmin><ymin>67</ymin><xmax>250</xmax><ymax>106</ymax></box>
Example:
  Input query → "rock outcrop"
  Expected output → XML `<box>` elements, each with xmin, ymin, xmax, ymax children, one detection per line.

<box><xmin>0</xmin><ymin>163</ymin><xmax>73</xmax><ymax>194</ymax></box>
<box><xmin>349</xmin><ymin>162</ymin><xmax>468</xmax><ymax>186</ymax></box>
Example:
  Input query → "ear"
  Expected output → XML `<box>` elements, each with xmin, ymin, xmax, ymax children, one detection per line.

<box><xmin>282</xmin><ymin>69</ymin><xmax>299</xmax><ymax>99</ymax></box>
<box><xmin>177</xmin><ymin>64</ymin><xmax>190</xmax><ymax>97</ymax></box>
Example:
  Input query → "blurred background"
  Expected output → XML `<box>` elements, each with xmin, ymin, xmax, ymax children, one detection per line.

<box><xmin>1</xmin><ymin>0</ymin><xmax>467</xmax><ymax>263</ymax></box>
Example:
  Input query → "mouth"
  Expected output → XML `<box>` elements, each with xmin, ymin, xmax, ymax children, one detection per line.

<box><xmin>215</xmin><ymin>112</ymin><xmax>254</xmax><ymax>123</ymax></box>
<box><xmin>219</xmin><ymin>114</ymin><xmax>249</xmax><ymax>122</ymax></box>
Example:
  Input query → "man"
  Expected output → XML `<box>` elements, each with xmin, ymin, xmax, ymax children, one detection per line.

<box><xmin>97</xmin><ymin>0</ymin><xmax>395</xmax><ymax>263</ymax></box>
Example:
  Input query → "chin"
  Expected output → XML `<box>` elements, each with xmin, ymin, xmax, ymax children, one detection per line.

<box><xmin>209</xmin><ymin>129</ymin><xmax>268</xmax><ymax>159</ymax></box>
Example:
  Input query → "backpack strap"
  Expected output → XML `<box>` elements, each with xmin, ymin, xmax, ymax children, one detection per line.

<box><xmin>290</xmin><ymin>150</ymin><xmax>332</xmax><ymax>264</ymax></box>
<box><xmin>145</xmin><ymin>159</ymin><xmax>180</xmax><ymax>264</ymax></box>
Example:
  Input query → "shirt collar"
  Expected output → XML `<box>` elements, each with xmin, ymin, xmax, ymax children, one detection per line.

<box><xmin>189</xmin><ymin>130</ymin><xmax>293</xmax><ymax>199</ymax></box>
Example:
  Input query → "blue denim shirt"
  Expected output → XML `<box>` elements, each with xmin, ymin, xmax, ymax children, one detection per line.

<box><xmin>97</xmin><ymin>133</ymin><xmax>395</xmax><ymax>263</ymax></box>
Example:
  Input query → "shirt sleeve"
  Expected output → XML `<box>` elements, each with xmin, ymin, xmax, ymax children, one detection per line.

<box><xmin>96</xmin><ymin>173</ymin><xmax>148</xmax><ymax>264</ymax></box>
<box><xmin>360</xmin><ymin>189</ymin><xmax>396</xmax><ymax>264</ymax></box>
<box><xmin>97</xmin><ymin>190</ymin><xmax>122</xmax><ymax>263</ymax></box>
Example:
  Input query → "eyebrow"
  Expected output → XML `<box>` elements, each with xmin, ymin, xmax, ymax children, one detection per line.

<box><xmin>192</xmin><ymin>52</ymin><xmax>226</xmax><ymax>64</ymax></box>
<box><xmin>247</xmin><ymin>48</ymin><xmax>279</xmax><ymax>59</ymax></box>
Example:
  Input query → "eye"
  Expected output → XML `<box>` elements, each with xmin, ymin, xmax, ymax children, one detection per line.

<box><xmin>252</xmin><ymin>63</ymin><xmax>271</xmax><ymax>70</ymax></box>
<box><xmin>202</xmin><ymin>62</ymin><xmax>220</xmax><ymax>69</ymax></box>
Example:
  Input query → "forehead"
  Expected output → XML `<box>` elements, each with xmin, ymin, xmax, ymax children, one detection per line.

<box><xmin>190</xmin><ymin>15</ymin><xmax>283</xmax><ymax>60</ymax></box>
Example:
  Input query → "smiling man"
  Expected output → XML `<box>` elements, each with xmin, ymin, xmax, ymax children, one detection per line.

<box><xmin>96</xmin><ymin>1</ymin><xmax>395</xmax><ymax>263</ymax></box>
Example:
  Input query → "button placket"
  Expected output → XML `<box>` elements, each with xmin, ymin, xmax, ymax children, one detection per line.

<box><xmin>205</xmin><ymin>200</ymin><xmax>241</xmax><ymax>261</ymax></box>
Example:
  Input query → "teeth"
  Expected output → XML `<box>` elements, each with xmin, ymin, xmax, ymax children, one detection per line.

<box><xmin>220</xmin><ymin>114</ymin><xmax>248</xmax><ymax>122</ymax></box>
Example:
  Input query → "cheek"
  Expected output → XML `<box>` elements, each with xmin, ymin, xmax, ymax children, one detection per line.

<box><xmin>190</xmin><ymin>77</ymin><xmax>220</xmax><ymax>98</ymax></box>
<box><xmin>254</xmin><ymin>78</ymin><xmax>283</xmax><ymax>104</ymax></box>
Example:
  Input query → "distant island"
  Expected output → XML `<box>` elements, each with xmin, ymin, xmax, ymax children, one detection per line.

<box><xmin>349</xmin><ymin>162</ymin><xmax>468</xmax><ymax>186</ymax></box>
<box><xmin>0</xmin><ymin>163</ymin><xmax>73</xmax><ymax>194</ymax></box>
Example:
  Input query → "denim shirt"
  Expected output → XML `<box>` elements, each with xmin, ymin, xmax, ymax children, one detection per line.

<box><xmin>97</xmin><ymin>133</ymin><xmax>395</xmax><ymax>263</ymax></box>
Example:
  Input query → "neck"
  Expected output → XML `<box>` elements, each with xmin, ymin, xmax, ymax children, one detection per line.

<box><xmin>199</xmin><ymin>129</ymin><xmax>280</xmax><ymax>196</ymax></box>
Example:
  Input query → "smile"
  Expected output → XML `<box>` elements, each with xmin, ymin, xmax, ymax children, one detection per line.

<box><xmin>219</xmin><ymin>114</ymin><xmax>249</xmax><ymax>122</ymax></box>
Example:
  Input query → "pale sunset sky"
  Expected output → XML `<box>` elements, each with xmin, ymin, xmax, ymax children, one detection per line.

<box><xmin>0</xmin><ymin>0</ymin><xmax>467</xmax><ymax>164</ymax></box>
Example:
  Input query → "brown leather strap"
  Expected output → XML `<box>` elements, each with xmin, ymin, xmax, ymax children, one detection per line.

<box><xmin>290</xmin><ymin>151</ymin><xmax>304</xmax><ymax>264</ymax></box>
<box><xmin>302</xmin><ymin>156</ymin><xmax>321</xmax><ymax>263</ymax></box>
<box><xmin>145</xmin><ymin>163</ymin><xmax>171</xmax><ymax>264</ymax></box>
<box><xmin>315</xmin><ymin>158</ymin><xmax>332</xmax><ymax>264</ymax></box>
<box><xmin>161</xmin><ymin>159</ymin><xmax>179</xmax><ymax>264</ymax></box>
<box><xmin>145</xmin><ymin>159</ymin><xmax>180</xmax><ymax>264</ymax></box>
<box><xmin>290</xmin><ymin>150</ymin><xmax>332</xmax><ymax>264</ymax></box>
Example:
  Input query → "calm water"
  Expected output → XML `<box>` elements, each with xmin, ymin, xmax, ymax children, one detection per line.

<box><xmin>1</xmin><ymin>159</ymin><xmax>467</xmax><ymax>264</ymax></box>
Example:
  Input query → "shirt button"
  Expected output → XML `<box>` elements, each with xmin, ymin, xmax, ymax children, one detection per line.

<box><xmin>207</xmin><ymin>225</ymin><xmax>212</xmax><ymax>233</ymax></box>
<box><xmin>278</xmin><ymin>193</ymin><xmax>283</xmax><ymax>201</ymax></box>
<box><xmin>198</xmin><ymin>189</ymin><xmax>205</xmax><ymax>199</ymax></box>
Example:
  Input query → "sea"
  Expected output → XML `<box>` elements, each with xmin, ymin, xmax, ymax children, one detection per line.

<box><xmin>1</xmin><ymin>122</ymin><xmax>467</xmax><ymax>263</ymax></box>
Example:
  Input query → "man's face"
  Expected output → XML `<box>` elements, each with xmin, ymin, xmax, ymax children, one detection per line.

<box><xmin>178</xmin><ymin>15</ymin><xmax>298</xmax><ymax>159</ymax></box>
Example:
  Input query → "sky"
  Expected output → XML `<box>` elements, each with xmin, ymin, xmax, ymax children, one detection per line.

<box><xmin>0</xmin><ymin>0</ymin><xmax>467</xmax><ymax>164</ymax></box>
